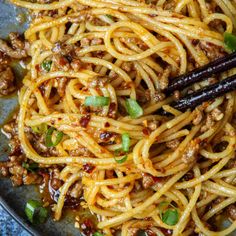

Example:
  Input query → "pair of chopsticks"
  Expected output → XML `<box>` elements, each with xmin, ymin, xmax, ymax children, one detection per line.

<box><xmin>162</xmin><ymin>52</ymin><xmax>236</xmax><ymax>112</ymax></box>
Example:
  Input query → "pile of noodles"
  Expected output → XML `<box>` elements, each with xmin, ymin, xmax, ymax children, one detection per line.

<box><xmin>9</xmin><ymin>0</ymin><xmax>236</xmax><ymax>235</ymax></box>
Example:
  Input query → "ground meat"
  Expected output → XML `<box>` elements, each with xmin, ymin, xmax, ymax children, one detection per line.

<box><xmin>153</xmin><ymin>91</ymin><xmax>165</xmax><ymax>102</ymax></box>
<box><xmin>52</xmin><ymin>54</ymin><xmax>71</xmax><ymax>71</ymax></box>
<box><xmin>1</xmin><ymin>154</ymin><xmax>42</xmax><ymax>186</ymax></box>
<box><xmin>80</xmin><ymin>38</ymin><xmax>90</xmax><ymax>47</ymax></box>
<box><xmin>182</xmin><ymin>139</ymin><xmax>200</xmax><ymax>165</ymax></box>
<box><xmin>210</xmin><ymin>108</ymin><xmax>224</xmax><ymax>121</ymax></box>
<box><xmin>0</xmin><ymin>51</ymin><xmax>10</xmax><ymax>67</ymax></box>
<box><xmin>148</xmin><ymin>120</ymin><xmax>159</xmax><ymax>131</ymax></box>
<box><xmin>69</xmin><ymin>182</ymin><xmax>83</xmax><ymax>198</ymax></box>
<box><xmin>128</xmin><ymin>228</ymin><xmax>139</xmax><ymax>236</ymax></box>
<box><xmin>137</xmin><ymin>90</ymin><xmax>151</xmax><ymax>104</ymax></box>
<box><xmin>90</xmin><ymin>38</ymin><xmax>103</xmax><ymax>46</ymax></box>
<box><xmin>173</xmin><ymin>90</ymin><xmax>180</xmax><ymax>100</ymax></box>
<box><xmin>142</xmin><ymin>173</ymin><xmax>156</xmax><ymax>189</ymax></box>
<box><xmin>121</xmin><ymin>62</ymin><xmax>133</xmax><ymax>73</ymax></box>
<box><xmin>9</xmin><ymin>33</ymin><xmax>25</xmax><ymax>50</ymax></box>
<box><xmin>108</xmin><ymin>102</ymin><xmax>117</xmax><ymax>118</ymax></box>
<box><xmin>201</xmin><ymin>113</ymin><xmax>216</xmax><ymax>133</ymax></box>
<box><xmin>50</xmin><ymin>177</ymin><xmax>62</xmax><ymax>191</ymax></box>
<box><xmin>109</xmin><ymin>71</ymin><xmax>118</xmax><ymax>79</ymax></box>
<box><xmin>192</xmin><ymin>108</ymin><xmax>203</xmax><ymax>125</ymax></box>
<box><xmin>227</xmin><ymin>204</ymin><xmax>236</xmax><ymax>221</ymax></box>
<box><xmin>0</xmin><ymin>33</ymin><xmax>28</xmax><ymax>59</ymax></box>
<box><xmin>159</xmin><ymin>66</ymin><xmax>171</xmax><ymax>90</ymax></box>
<box><xmin>227</xmin><ymin>157</ymin><xmax>236</xmax><ymax>169</ymax></box>
<box><xmin>52</xmin><ymin>41</ymin><xmax>75</xmax><ymax>56</ymax></box>
<box><xmin>163</xmin><ymin>0</ymin><xmax>176</xmax><ymax>10</ymax></box>
<box><xmin>71</xmin><ymin>59</ymin><xmax>82</xmax><ymax>72</ymax></box>
<box><xmin>88</xmin><ymin>76</ymin><xmax>110</xmax><ymax>88</ymax></box>
<box><xmin>199</xmin><ymin>41</ymin><xmax>226</xmax><ymax>61</ymax></box>
<box><xmin>56</xmin><ymin>77</ymin><xmax>68</xmax><ymax>97</ymax></box>
<box><xmin>1</xmin><ymin>119</ymin><xmax>42</xmax><ymax>186</ymax></box>
<box><xmin>0</xmin><ymin>66</ymin><xmax>16</xmax><ymax>96</ymax></box>
<box><xmin>166</xmin><ymin>138</ymin><xmax>180</xmax><ymax>149</ymax></box>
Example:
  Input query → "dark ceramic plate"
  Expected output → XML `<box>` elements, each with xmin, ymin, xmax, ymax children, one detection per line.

<box><xmin>0</xmin><ymin>1</ymin><xmax>81</xmax><ymax>235</ymax></box>
<box><xmin>0</xmin><ymin>1</ymin><xmax>236</xmax><ymax>235</ymax></box>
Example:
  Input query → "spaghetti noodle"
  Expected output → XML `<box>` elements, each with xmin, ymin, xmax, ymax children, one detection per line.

<box><xmin>2</xmin><ymin>0</ymin><xmax>236</xmax><ymax>235</ymax></box>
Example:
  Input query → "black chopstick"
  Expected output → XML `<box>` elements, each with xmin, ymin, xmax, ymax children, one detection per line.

<box><xmin>164</xmin><ymin>52</ymin><xmax>236</xmax><ymax>94</ymax></box>
<box><xmin>170</xmin><ymin>74</ymin><xmax>236</xmax><ymax>112</ymax></box>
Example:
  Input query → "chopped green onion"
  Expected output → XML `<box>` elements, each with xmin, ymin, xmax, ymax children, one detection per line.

<box><xmin>137</xmin><ymin>230</ymin><xmax>148</xmax><ymax>236</ymax></box>
<box><xmin>159</xmin><ymin>201</ymin><xmax>169</xmax><ymax>214</ymax></box>
<box><xmin>84</xmin><ymin>96</ymin><xmax>110</xmax><ymax>107</ymax></box>
<box><xmin>31</xmin><ymin>123</ymin><xmax>47</xmax><ymax>134</ymax></box>
<box><xmin>224</xmin><ymin>33</ymin><xmax>236</xmax><ymax>52</ymax></box>
<box><xmin>41</xmin><ymin>60</ymin><xmax>52</xmax><ymax>72</ymax></box>
<box><xmin>45</xmin><ymin>127</ymin><xmax>64</xmax><ymax>147</ymax></box>
<box><xmin>22</xmin><ymin>162</ymin><xmax>39</xmax><ymax>172</ymax></box>
<box><xmin>25</xmin><ymin>200</ymin><xmax>48</xmax><ymax>224</ymax></box>
<box><xmin>93</xmin><ymin>232</ymin><xmax>104</xmax><ymax>236</ymax></box>
<box><xmin>161</xmin><ymin>209</ymin><xmax>179</xmax><ymax>226</ymax></box>
<box><xmin>125</xmin><ymin>99</ymin><xmax>143</xmax><ymax>119</ymax></box>
<box><xmin>114</xmin><ymin>155</ymin><xmax>127</xmax><ymax>164</ymax></box>
<box><xmin>114</xmin><ymin>149</ymin><xmax>122</xmax><ymax>156</ymax></box>
<box><xmin>106</xmin><ymin>14</ymin><xmax>114</xmax><ymax>20</ymax></box>
<box><xmin>122</xmin><ymin>133</ymin><xmax>130</xmax><ymax>152</ymax></box>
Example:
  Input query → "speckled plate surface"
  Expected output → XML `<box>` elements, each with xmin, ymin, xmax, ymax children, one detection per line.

<box><xmin>0</xmin><ymin>1</ymin><xmax>81</xmax><ymax>235</ymax></box>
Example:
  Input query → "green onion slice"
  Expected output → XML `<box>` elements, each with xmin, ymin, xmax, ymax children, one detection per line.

<box><xmin>84</xmin><ymin>96</ymin><xmax>110</xmax><ymax>107</ymax></box>
<box><xmin>224</xmin><ymin>33</ymin><xmax>236</xmax><ymax>52</ymax></box>
<box><xmin>25</xmin><ymin>200</ymin><xmax>48</xmax><ymax>224</ymax></box>
<box><xmin>31</xmin><ymin>123</ymin><xmax>47</xmax><ymax>134</ymax></box>
<box><xmin>125</xmin><ymin>99</ymin><xmax>143</xmax><ymax>118</ymax></box>
<box><xmin>159</xmin><ymin>201</ymin><xmax>169</xmax><ymax>215</ymax></box>
<box><xmin>122</xmin><ymin>133</ymin><xmax>130</xmax><ymax>152</ymax></box>
<box><xmin>161</xmin><ymin>209</ymin><xmax>179</xmax><ymax>226</ymax></box>
<box><xmin>22</xmin><ymin>162</ymin><xmax>39</xmax><ymax>172</ymax></box>
<box><xmin>41</xmin><ymin>60</ymin><xmax>52</xmax><ymax>72</ymax></box>
<box><xmin>45</xmin><ymin>127</ymin><xmax>64</xmax><ymax>147</ymax></box>
<box><xmin>137</xmin><ymin>230</ymin><xmax>148</xmax><ymax>236</ymax></box>
<box><xmin>114</xmin><ymin>155</ymin><xmax>127</xmax><ymax>164</ymax></box>
<box><xmin>106</xmin><ymin>14</ymin><xmax>114</xmax><ymax>20</ymax></box>
<box><xmin>93</xmin><ymin>232</ymin><xmax>104</xmax><ymax>236</ymax></box>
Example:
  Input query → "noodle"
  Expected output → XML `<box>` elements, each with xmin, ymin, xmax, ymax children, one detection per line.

<box><xmin>3</xmin><ymin>0</ymin><xmax>236</xmax><ymax>235</ymax></box>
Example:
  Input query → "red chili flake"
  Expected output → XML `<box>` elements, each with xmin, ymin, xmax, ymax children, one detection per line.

<box><xmin>79</xmin><ymin>114</ymin><xmax>91</xmax><ymax>128</ymax></box>
<box><xmin>81</xmin><ymin>219</ymin><xmax>95</xmax><ymax>236</ymax></box>
<box><xmin>59</xmin><ymin>56</ymin><xmax>69</xmax><ymax>66</ymax></box>
<box><xmin>160</xmin><ymin>228</ymin><xmax>173</xmax><ymax>236</ymax></box>
<box><xmin>83</xmin><ymin>163</ymin><xmax>95</xmax><ymax>174</ymax></box>
<box><xmin>64</xmin><ymin>195</ymin><xmax>80</xmax><ymax>209</ymax></box>
<box><xmin>142</xmin><ymin>128</ymin><xmax>151</xmax><ymax>136</ymax></box>
<box><xmin>152</xmin><ymin>176</ymin><xmax>162</xmax><ymax>183</ymax></box>
<box><xmin>104</xmin><ymin>122</ymin><xmax>110</xmax><ymax>128</ymax></box>
<box><xmin>35</xmin><ymin>64</ymin><xmax>40</xmax><ymax>71</ymax></box>
<box><xmin>192</xmin><ymin>39</ymin><xmax>200</xmax><ymax>46</ymax></box>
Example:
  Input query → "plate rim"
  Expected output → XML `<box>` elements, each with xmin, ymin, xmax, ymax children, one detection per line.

<box><xmin>0</xmin><ymin>195</ymin><xmax>40</xmax><ymax>236</ymax></box>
